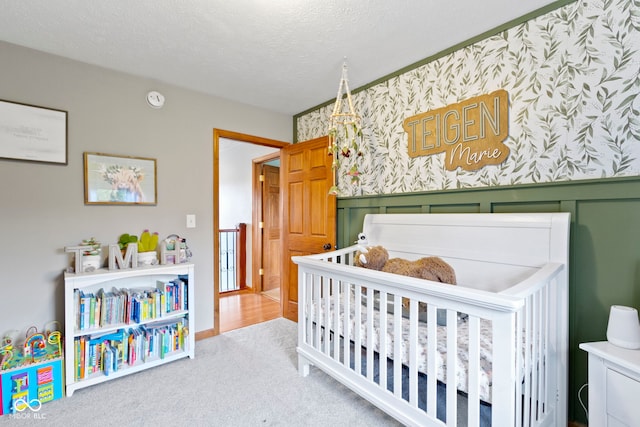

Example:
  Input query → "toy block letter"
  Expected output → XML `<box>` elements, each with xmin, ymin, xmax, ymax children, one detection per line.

<box><xmin>160</xmin><ymin>240</ymin><xmax>181</xmax><ymax>265</ymax></box>
<box><xmin>108</xmin><ymin>243</ymin><xmax>138</xmax><ymax>270</ymax></box>
<box><xmin>65</xmin><ymin>245</ymin><xmax>93</xmax><ymax>274</ymax></box>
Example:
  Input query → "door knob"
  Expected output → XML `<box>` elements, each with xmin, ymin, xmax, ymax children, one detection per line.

<box><xmin>323</xmin><ymin>243</ymin><xmax>332</xmax><ymax>250</ymax></box>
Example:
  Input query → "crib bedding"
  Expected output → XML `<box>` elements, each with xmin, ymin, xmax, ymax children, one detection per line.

<box><xmin>347</xmin><ymin>338</ymin><xmax>493</xmax><ymax>426</ymax></box>
<box><xmin>309</xmin><ymin>292</ymin><xmax>494</xmax><ymax>403</ymax></box>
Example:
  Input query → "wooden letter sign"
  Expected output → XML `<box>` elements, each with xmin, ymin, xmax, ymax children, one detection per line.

<box><xmin>403</xmin><ymin>89</ymin><xmax>510</xmax><ymax>171</ymax></box>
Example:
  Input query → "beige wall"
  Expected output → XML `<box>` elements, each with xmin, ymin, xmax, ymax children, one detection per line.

<box><xmin>0</xmin><ymin>41</ymin><xmax>292</xmax><ymax>333</ymax></box>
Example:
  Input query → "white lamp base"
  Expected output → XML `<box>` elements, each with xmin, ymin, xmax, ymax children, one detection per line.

<box><xmin>607</xmin><ymin>305</ymin><xmax>640</xmax><ymax>350</ymax></box>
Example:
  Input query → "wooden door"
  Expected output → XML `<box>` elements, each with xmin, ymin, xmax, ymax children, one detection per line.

<box><xmin>262</xmin><ymin>164</ymin><xmax>281</xmax><ymax>293</ymax></box>
<box><xmin>281</xmin><ymin>136</ymin><xmax>336</xmax><ymax>321</ymax></box>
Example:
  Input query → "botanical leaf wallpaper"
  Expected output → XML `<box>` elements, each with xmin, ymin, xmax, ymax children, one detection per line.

<box><xmin>296</xmin><ymin>0</ymin><xmax>640</xmax><ymax>196</ymax></box>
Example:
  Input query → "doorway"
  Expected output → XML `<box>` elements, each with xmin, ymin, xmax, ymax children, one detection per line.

<box><xmin>213</xmin><ymin>129</ymin><xmax>289</xmax><ymax>335</ymax></box>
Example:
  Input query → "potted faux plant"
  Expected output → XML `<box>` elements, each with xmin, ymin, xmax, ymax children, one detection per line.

<box><xmin>80</xmin><ymin>237</ymin><xmax>101</xmax><ymax>272</ymax></box>
<box><xmin>137</xmin><ymin>229</ymin><xmax>159</xmax><ymax>266</ymax></box>
<box><xmin>118</xmin><ymin>233</ymin><xmax>138</xmax><ymax>255</ymax></box>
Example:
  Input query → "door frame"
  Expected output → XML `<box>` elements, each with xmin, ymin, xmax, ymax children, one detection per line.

<box><xmin>212</xmin><ymin>129</ymin><xmax>288</xmax><ymax>336</ymax></box>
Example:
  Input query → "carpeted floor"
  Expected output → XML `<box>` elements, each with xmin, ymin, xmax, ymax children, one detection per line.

<box><xmin>1</xmin><ymin>318</ymin><xmax>401</xmax><ymax>426</ymax></box>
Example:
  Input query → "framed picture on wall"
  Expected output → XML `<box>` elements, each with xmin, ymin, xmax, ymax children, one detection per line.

<box><xmin>84</xmin><ymin>152</ymin><xmax>157</xmax><ymax>205</ymax></box>
<box><xmin>0</xmin><ymin>99</ymin><xmax>68</xmax><ymax>164</ymax></box>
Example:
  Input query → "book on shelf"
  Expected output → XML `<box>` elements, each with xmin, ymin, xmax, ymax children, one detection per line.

<box><xmin>97</xmin><ymin>288</ymin><xmax>105</xmax><ymax>326</ymax></box>
<box><xmin>77</xmin><ymin>290</ymin><xmax>82</xmax><ymax>329</ymax></box>
<box><xmin>72</xmin><ymin>276</ymin><xmax>191</xmax><ymax>380</ymax></box>
<box><xmin>73</xmin><ymin>318</ymin><xmax>188</xmax><ymax>380</ymax></box>
<box><xmin>74</xmin><ymin>279</ymin><xmax>190</xmax><ymax>333</ymax></box>
<box><xmin>156</xmin><ymin>278</ymin><xmax>188</xmax><ymax>314</ymax></box>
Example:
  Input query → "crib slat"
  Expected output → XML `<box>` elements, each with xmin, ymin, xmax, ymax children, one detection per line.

<box><xmin>302</xmin><ymin>273</ymin><xmax>307</xmax><ymax>344</ymax></box>
<box><xmin>523</xmin><ymin>294</ymin><xmax>532</xmax><ymax>425</ymax></box>
<box><xmin>366</xmin><ymin>287</ymin><xmax>375</xmax><ymax>380</ymax></box>
<box><xmin>354</xmin><ymin>284</ymin><xmax>362</xmax><ymax>375</ymax></box>
<box><xmin>323</xmin><ymin>276</ymin><xmax>331</xmax><ymax>355</ymax></box>
<box><xmin>446</xmin><ymin>309</ymin><xmax>458</xmax><ymax>426</ymax></box>
<box><xmin>343</xmin><ymin>281</ymin><xmax>351</xmax><ymax>369</ymax></box>
<box><xmin>467</xmin><ymin>316</ymin><xmax>480</xmax><ymax>427</ymax></box>
<box><xmin>393</xmin><ymin>296</ymin><xmax>402</xmax><ymax>398</ymax></box>
<box><xmin>491</xmin><ymin>311</ymin><xmax>517</xmax><ymax>426</ymax></box>
<box><xmin>426</xmin><ymin>304</ymin><xmax>437</xmax><ymax>418</ymax></box>
<box><xmin>332</xmin><ymin>277</ymin><xmax>340</xmax><ymax>361</ymax></box>
<box><xmin>515</xmin><ymin>308</ymin><xmax>524</xmax><ymax>425</ymax></box>
<box><xmin>409</xmin><ymin>300</ymin><xmax>419</xmax><ymax>407</ymax></box>
<box><xmin>530</xmin><ymin>290</ymin><xmax>540</xmax><ymax>424</ymax></box>
<box><xmin>541</xmin><ymin>285</ymin><xmax>550</xmax><ymax>419</ymax></box>
<box><xmin>533</xmin><ymin>285</ymin><xmax>549</xmax><ymax>422</ymax></box>
<box><xmin>305</xmin><ymin>273</ymin><xmax>315</xmax><ymax>346</ymax></box>
<box><xmin>379</xmin><ymin>292</ymin><xmax>388</xmax><ymax>389</ymax></box>
<box><xmin>304</xmin><ymin>272</ymin><xmax>312</xmax><ymax>346</ymax></box>
<box><xmin>313</xmin><ymin>274</ymin><xmax>322</xmax><ymax>348</ymax></box>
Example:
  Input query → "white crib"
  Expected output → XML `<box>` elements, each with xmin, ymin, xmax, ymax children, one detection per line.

<box><xmin>293</xmin><ymin>213</ymin><xmax>570</xmax><ymax>427</ymax></box>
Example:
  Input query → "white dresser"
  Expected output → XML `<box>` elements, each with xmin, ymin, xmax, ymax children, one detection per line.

<box><xmin>580</xmin><ymin>341</ymin><xmax>640</xmax><ymax>426</ymax></box>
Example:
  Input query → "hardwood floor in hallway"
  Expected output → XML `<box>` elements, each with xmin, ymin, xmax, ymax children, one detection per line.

<box><xmin>219</xmin><ymin>292</ymin><xmax>281</xmax><ymax>333</ymax></box>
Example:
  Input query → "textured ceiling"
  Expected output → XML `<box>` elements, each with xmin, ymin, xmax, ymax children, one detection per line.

<box><xmin>0</xmin><ymin>0</ymin><xmax>561</xmax><ymax>115</ymax></box>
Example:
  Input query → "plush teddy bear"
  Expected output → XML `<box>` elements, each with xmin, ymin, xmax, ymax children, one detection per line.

<box><xmin>354</xmin><ymin>245</ymin><xmax>456</xmax><ymax>286</ymax></box>
<box><xmin>353</xmin><ymin>245</ymin><xmax>457</xmax><ymax>325</ymax></box>
<box><xmin>382</xmin><ymin>256</ymin><xmax>457</xmax><ymax>285</ymax></box>
<box><xmin>354</xmin><ymin>245</ymin><xmax>389</xmax><ymax>271</ymax></box>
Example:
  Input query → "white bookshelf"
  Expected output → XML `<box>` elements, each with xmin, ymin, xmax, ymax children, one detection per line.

<box><xmin>63</xmin><ymin>263</ymin><xmax>195</xmax><ymax>396</ymax></box>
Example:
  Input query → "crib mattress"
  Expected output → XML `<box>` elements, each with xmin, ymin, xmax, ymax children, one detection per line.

<box><xmin>310</xmin><ymin>294</ymin><xmax>493</xmax><ymax>403</ymax></box>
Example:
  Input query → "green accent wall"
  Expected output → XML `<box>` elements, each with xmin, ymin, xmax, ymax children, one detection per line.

<box><xmin>336</xmin><ymin>176</ymin><xmax>640</xmax><ymax>424</ymax></box>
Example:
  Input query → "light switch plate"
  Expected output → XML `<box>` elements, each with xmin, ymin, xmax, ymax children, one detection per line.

<box><xmin>186</xmin><ymin>214</ymin><xmax>196</xmax><ymax>228</ymax></box>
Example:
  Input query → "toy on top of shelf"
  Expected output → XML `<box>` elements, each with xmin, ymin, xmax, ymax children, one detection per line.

<box><xmin>43</xmin><ymin>321</ymin><xmax>60</xmax><ymax>338</ymax></box>
<box><xmin>138</xmin><ymin>229</ymin><xmax>158</xmax><ymax>253</ymax></box>
<box><xmin>64</xmin><ymin>238</ymin><xmax>102</xmax><ymax>274</ymax></box>
<box><xmin>23</xmin><ymin>327</ymin><xmax>47</xmax><ymax>360</ymax></box>
<box><xmin>0</xmin><ymin>350</ymin><xmax>11</xmax><ymax>371</ymax></box>
<box><xmin>81</xmin><ymin>238</ymin><xmax>101</xmax><ymax>256</ymax></box>
<box><xmin>47</xmin><ymin>332</ymin><xmax>61</xmax><ymax>361</ymax></box>
<box><xmin>1</xmin><ymin>330</ymin><xmax>18</xmax><ymax>352</ymax></box>
<box><xmin>160</xmin><ymin>234</ymin><xmax>192</xmax><ymax>264</ymax></box>
<box><xmin>137</xmin><ymin>229</ymin><xmax>159</xmax><ymax>266</ymax></box>
<box><xmin>79</xmin><ymin>238</ymin><xmax>102</xmax><ymax>272</ymax></box>
<box><xmin>118</xmin><ymin>233</ymin><xmax>138</xmax><ymax>253</ymax></box>
<box><xmin>113</xmin><ymin>230</ymin><xmax>159</xmax><ymax>267</ymax></box>
<box><xmin>108</xmin><ymin>233</ymin><xmax>140</xmax><ymax>270</ymax></box>
<box><xmin>44</xmin><ymin>321</ymin><xmax>62</xmax><ymax>357</ymax></box>
<box><xmin>0</xmin><ymin>331</ymin><xmax>17</xmax><ymax>371</ymax></box>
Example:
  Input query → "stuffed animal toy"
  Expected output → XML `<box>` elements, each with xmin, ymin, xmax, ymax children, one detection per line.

<box><xmin>382</xmin><ymin>256</ymin><xmax>457</xmax><ymax>285</ymax></box>
<box><xmin>354</xmin><ymin>245</ymin><xmax>456</xmax><ymax>285</ymax></box>
<box><xmin>354</xmin><ymin>245</ymin><xmax>389</xmax><ymax>271</ymax></box>
<box><xmin>353</xmin><ymin>245</ymin><xmax>457</xmax><ymax>326</ymax></box>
